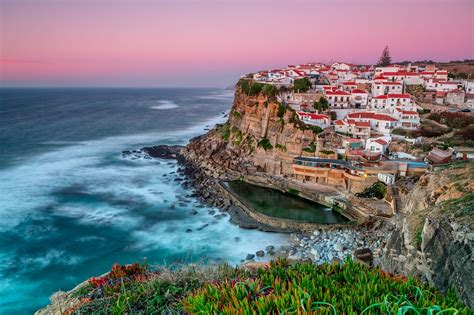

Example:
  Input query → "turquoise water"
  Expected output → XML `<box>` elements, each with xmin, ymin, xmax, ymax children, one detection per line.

<box><xmin>227</xmin><ymin>181</ymin><xmax>349</xmax><ymax>224</ymax></box>
<box><xmin>0</xmin><ymin>88</ymin><xmax>289</xmax><ymax>314</ymax></box>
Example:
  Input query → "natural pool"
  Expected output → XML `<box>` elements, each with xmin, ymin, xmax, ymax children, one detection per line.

<box><xmin>226</xmin><ymin>181</ymin><xmax>350</xmax><ymax>224</ymax></box>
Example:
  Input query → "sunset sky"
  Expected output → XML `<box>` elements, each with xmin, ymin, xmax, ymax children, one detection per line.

<box><xmin>1</xmin><ymin>0</ymin><xmax>473</xmax><ymax>87</ymax></box>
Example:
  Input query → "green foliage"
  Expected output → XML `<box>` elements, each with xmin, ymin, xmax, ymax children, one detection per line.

<box><xmin>249</xmin><ymin>82</ymin><xmax>265</xmax><ymax>96</ymax></box>
<box><xmin>218</xmin><ymin>123</ymin><xmax>231</xmax><ymax>141</ymax></box>
<box><xmin>277</xmin><ymin>102</ymin><xmax>287</xmax><ymax>118</ymax></box>
<box><xmin>230</xmin><ymin>126</ymin><xmax>243</xmax><ymax>145</ymax></box>
<box><xmin>428</xmin><ymin>112</ymin><xmax>474</xmax><ymax>129</ymax></box>
<box><xmin>320</xmin><ymin>150</ymin><xmax>335</xmax><ymax>155</ymax></box>
<box><xmin>257</xmin><ymin>138</ymin><xmax>273</xmax><ymax>150</ymax></box>
<box><xmin>293</xmin><ymin>77</ymin><xmax>311</xmax><ymax>92</ymax></box>
<box><xmin>182</xmin><ymin>258</ymin><xmax>469</xmax><ymax>314</ymax></box>
<box><xmin>231</xmin><ymin>110</ymin><xmax>241</xmax><ymax>118</ymax></box>
<box><xmin>329</xmin><ymin>111</ymin><xmax>337</xmax><ymax>121</ymax></box>
<box><xmin>275</xmin><ymin>143</ymin><xmax>287</xmax><ymax>151</ymax></box>
<box><xmin>303</xmin><ymin>141</ymin><xmax>316</xmax><ymax>153</ymax></box>
<box><xmin>357</xmin><ymin>182</ymin><xmax>387</xmax><ymax>199</ymax></box>
<box><xmin>313</xmin><ymin>96</ymin><xmax>329</xmax><ymax>112</ymax></box>
<box><xmin>262</xmin><ymin>84</ymin><xmax>278</xmax><ymax>98</ymax></box>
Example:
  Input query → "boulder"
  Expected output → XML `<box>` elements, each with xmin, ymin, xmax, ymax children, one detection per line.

<box><xmin>246</xmin><ymin>254</ymin><xmax>255</xmax><ymax>260</ymax></box>
<box><xmin>256</xmin><ymin>250</ymin><xmax>265</xmax><ymax>257</ymax></box>
<box><xmin>353</xmin><ymin>248</ymin><xmax>374</xmax><ymax>266</ymax></box>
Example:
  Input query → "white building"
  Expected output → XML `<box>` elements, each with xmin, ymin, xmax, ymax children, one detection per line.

<box><xmin>325</xmin><ymin>90</ymin><xmax>351</xmax><ymax>109</ymax></box>
<box><xmin>366</xmin><ymin>137</ymin><xmax>390</xmax><ymax>154</ymax></box>
<box><xmin>350</xmin><ymin>89</ymin><xmax>369</xmax><ymax>108</ymax></box>
<box><xmin>391</xmin><ymin>108</ymin><xmax>420</xmax><ymax>129</ymax></box>
<box><xmin>370</xmin><ymin>93</ymin><xmax>413</xmax><ymax>110</ymax></box>
<box><xmin>371</xmin><ymin>81</ymin><xmax>403</xmax><ymax>97</ymax></box>
<box><xmin>297</xmin><ymin>112</ymin><xmax>330</xmax><ymax>129</ymax></box>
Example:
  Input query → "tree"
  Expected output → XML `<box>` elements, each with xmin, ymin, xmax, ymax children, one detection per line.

<box><xmin>313</xmin><ymin>96</ymin><xmax>329</xmax><ymax>112</ymax></box>
<box><xmin>293</xmin><ymin>78</ymin><xmax>311</xmax><ymax>92</ymax></box>
<box><xmin>377</xmin><ymin>46</ymin><xmax>392</xmax><ymax>67</ymax></box>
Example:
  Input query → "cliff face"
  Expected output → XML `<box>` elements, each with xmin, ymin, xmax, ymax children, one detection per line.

<box><xmin>183</xmin><ymin>88</ymin><xmax>317</xmax><ymax>177</ymax></box>
<box><xmin>380</xmin><ymin>163</ymin><xmax>474</xmax><ymax>306</ymax></box>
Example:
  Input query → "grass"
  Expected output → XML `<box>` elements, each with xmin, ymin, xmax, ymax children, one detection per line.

<box><xmin>257</xmin><ymin>138</ymin><xmax>273</xmax><ymax>150</ymax></box>
<box><xmin>65</xmin><ymin>259</ymin><xmax>470</xmax><ymax>314</ymax></box>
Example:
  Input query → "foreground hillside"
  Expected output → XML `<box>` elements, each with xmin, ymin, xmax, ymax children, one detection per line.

<box><xmin>37</xmin><ymin>259</ymin><xmax>471</xmax><ymax>314</ymax></box>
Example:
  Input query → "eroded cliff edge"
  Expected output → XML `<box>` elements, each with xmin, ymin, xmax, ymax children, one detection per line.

<box><xmin>181</xmin><ymin>85</ymin><xmax>473</xmax><ymax>306</ymax></box>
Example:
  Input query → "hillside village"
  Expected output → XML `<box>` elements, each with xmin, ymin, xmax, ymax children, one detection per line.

<box><xmin>242</xmin><ymin>58</ymin><xmax>474</xmax><ymax>194</ymax></box>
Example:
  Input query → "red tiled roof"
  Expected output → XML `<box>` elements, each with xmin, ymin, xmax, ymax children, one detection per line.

<box><xmin>351</xmin><ymin>89</ymin><xmax>367</xmax><ymax>94</ymax></box>
<box><xmin>387</xmin><ymin>93</ymin><xmax>411</xmax><ymax>99</ymax></box>
<box><xmin>374</xmin><ymin>95</ymin><xmax>388</xmax><ymax>99</ymax></box>
<box><xmin>374</xmin><ymin>139</ymin><xmax>388</xmax><ymax>145</ymax></box>
<box><xmin>342</xmin><ymin>81</ymin><xmax>357</xmax><ymax>85</ymax></box>
<box><xmin>348</xmin><ymin>112</ymin><xmax>374</xmax><ymax>119</ymax></box>
<box><xmin>325</xmin><ymin>90</ymin><xmax>351</xmax><ymax>96</ymax></box>
<box><xmin>373</xmin><ymin>114</ymin><xmax>398</xmax><ymax>121</ymax></box>
<box><xmin>335</xmin><ymin>120</ymin><xmax>346</xmax><ymax>126</ymax></box>
<box><xmin>402</xmin><ymin>111</ymin><xmax>418</xmax><ymax>115</ymax></box>
<box><xmin>354</xmin><ymin>121</ymin><xmax>371</xmax><ymax>127</ymax></box>
<box><xmin>298</xmin><ymin>112</ymin><xmax>329</xmax><ymax>120</ymax></box>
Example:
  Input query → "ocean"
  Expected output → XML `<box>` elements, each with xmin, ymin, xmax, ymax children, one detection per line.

<box><xmin>0</xmin><ymin>88</ymin><xmax>288</xmax><ymax>314</ymax></box>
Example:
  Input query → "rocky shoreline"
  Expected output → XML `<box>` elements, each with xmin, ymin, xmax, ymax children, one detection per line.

<box><xmin>124</xmin><ymin>144</ymin><xmax>388</xmax><ymax>266</ymax></box>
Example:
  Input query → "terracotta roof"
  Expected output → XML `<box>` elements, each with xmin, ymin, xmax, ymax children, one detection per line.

<box><xmin>372</xmin><ymin>114</ymin><xmax>398</xmax><ymax>121</ymax></box>
<box><xmin>402</xmin><ymin>111</ymin><xmax>418</xmax><ymax>115</ymax></box>
<box><xmin>354</xmin><ymin>121</ymin><xmax>371</xmax><ymax>128</ymax></box>
<box><xmin>298</xmin><ymin>112</ymin><xmax>329</xmax><ymax>120</ymax></box>
<box><xmin>351</xmin><ymin>89</ymin><xmax>367</xmax><ymax>94</ymax></box>
<box><xmin>374</xmin><ymin>95</ymin><xmax>388</xmax><ymax>100</ymax></box>
<box><xmin>374</xmin><ymin>139</ymin><xmax>388</xmax><ymax>146</ymax></box>
<box><xmin>335</xmin><ymin>120</ymin><xmax>346</xmax><ymax>126</ymax></box>
<box><xmin>387</xmin><ymin>93</ymin><xmax>411</xmax><ymax>99</ymax></box>
<box><xmin>347</xmin><ymin>112</ymin><xmax>374</xmax><ymax>119</ymax></box>
<box><xmin>325</xmin><ymin>90</ymin><xmax>351</xmax><ymax>96</ymax></box>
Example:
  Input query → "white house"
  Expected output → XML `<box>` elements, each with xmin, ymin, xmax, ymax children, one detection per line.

<box><xmin>350</xmin><ymin>89</ymin><xmax>369</xmax><ymax>108</ymax></box>
<box><xmin>464</xmin><ymin>80</ymin><xmax>474</xmax><ymax>95</ymax></box>
<box><xmin>371</xmin><ymin>81</ymin><xmax>403</xmax><ymax>97</ymax></box>
<box><xmin>370</xmin><ymin>93</ymin><xmax>413</xmax><ymax>110</ymax></box>
<box><xmin>340</xmin><ymin>81</ymin><xmax>358</xmax><ymax>92</ymax></box>
<box><xmin>366</xmin><ymin>137</ymin><xmax>390</xmax><ymax>154</ymax></box>
<box><xmin>335</xmin><ymin>119</ymin><xmax>371</xmax><ymax>139</ymax></box>
<box><xmin>346</xmin><ymin>112</ymin><xmax>398</xmax><ymax>134</ymax></box>
<box><xmin>297</xmin><ymin>112</ymin><xmax>330</xmax><ymax>129</ymax></box>
<box><xmin>391</xmin><ymin>108</ymin><xmax>420</xmax><ymax>129</ymax></box>
<box><xmin>325</xmin><ymin>90</ymin><xmax>351</xmax><ymax>109</ymax></box>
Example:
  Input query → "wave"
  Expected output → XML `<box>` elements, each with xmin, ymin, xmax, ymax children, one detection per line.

<box><xmin>150</xmin><ymin>100</ymin><xmax>180</xmax><ymax>110</ymax></box>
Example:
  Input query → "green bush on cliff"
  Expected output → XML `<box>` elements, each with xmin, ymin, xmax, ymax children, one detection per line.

<box><xmin>218</xmin><ymin>123</ymin><xmax>231</xmax><ymax>141</ymax></box>
<box><xmin>257</xmin><ymin>138</ymin><xmax>273</xmax><ymax>150</ymax></box>
<box><xmin>357</xmin><ymin>182</ymin><xmax>387</xmax><ymax>199</ymax></box>
<box><xmin>277</xmin><ymin>102</ymin><xmax>287</xmax><ymax>118</ymax></box>
<box><xmin>293</xmin><ymin>77</ymin><xmax>311</xmax><ymax>92</ymax></box>
<box><xmin>275</xmin><ymin>143</ymin><xmax>287</xmax><ymax>151</ymax></box>
<box><xmin>231</xmin><ymin>110</ymin><xmax>241</xmax><ymax>118</ymax></box>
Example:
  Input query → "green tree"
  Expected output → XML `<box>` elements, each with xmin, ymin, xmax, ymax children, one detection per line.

<box><xmin>313</xmin><ymin>96</ymin><xmax>329</xmax><ymax>113</ymax></box>
<box><xmin>293</xmin><ymin>78</ymin><xmax>311</xmax><ymax>92</ymax></box>
<box><xmin>377</xmin><ymin>46</ymin><xmax>392</xmax><ymax>67</ymax></box>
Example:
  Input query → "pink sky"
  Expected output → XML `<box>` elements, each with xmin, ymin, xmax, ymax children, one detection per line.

<box><xmin>1</xmin><ymin>0</ymin><xmax>473</xmax><ymax>87</ymax></box>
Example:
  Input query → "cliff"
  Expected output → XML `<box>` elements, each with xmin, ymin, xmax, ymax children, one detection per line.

<box><xmin>379</xmin><ymin>162</ymin><xmax>474</xmax><ymax>306</ymax></box>
<box><xmin>182</xmin><ymin>84</ymin><xmax>318</xmax><ymax>178</ymax></box>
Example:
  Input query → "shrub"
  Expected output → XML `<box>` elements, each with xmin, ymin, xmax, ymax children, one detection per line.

<box><xmin>218</xmin><ymin>123</ymin><xmax>231</xmax><ymax>141</ymax></box>
<box><xmin>275</xmin><ymin>143</ymin><xmax>287</xmax><ymax>151</ymax></box>
<box><xmin>303</xmin><ymin>141</ymin><xmax>316</xmax><ymax>153</ymax></box>
<box><xmin>320</xmin><ymin>150</ymin><xmax>335</xmax><ymax>155</ymax></box>
<box><xmin>277</xmin><ymin>103</ymin><xmax>287</xmax><ymax>118</ymax></box>
<box><xmin>231</xmin><ymin>110</ymin><xmax>241</xmax><ymax>118</ymax></box>
<box><xmin>262</xmin><ymin>84</ymin><xmax>278</xmax><ymax>98</ymax></box>
<box><xmin>182</xmin><ymin>258</ymin><xmax>469</xmax><ymax>314</ymax></box>
<box><xmin>257</xmin><ymin>138</ymin><xmax>273</xmax><ymax>150</ymax></box>
<box><xmin>287</xmin><ymin>188</ymin><xmax>299</xmax><ymax>195</ymax></box>
<box><xmin>357</xmin><ymin>182</ymin><xmax>387</xmax><ymax>199</ymax></box>
<box><xmin>249</xmin><ymin>82</ymin><xmax>264</xmax><ymax>96</ymax></box>
<box><xmin>293</xmin><ymin>78</ymin><xmax>311</xmax><ymax>92</ymax></box>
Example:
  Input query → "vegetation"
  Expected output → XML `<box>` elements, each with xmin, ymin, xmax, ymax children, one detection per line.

<box><xmin>275</xmin><ymin>143</ymin><xmax>287</xmax><ymax>151</ymax></box>
<box><xmin>357</xmin><ymin>182</ymin><xmax>387</xmax><ymax>199</ymax></box>
<box><xmin>277</xmin><ymin>102</ymin><xmax>287</xmax><ymax>118</ymax></box>
<box><xmin>262</xmin><ymin>84</ymin><xmax>278</xmax><ymax>98</ymax></box>
<box><xmin>303</xmin><ymin>141</ymin><xmax>316</xmax><ymax>153</ymax></box>
<box><xmin>183</xmin><ymin>258</ymin><xmax>469</xmax><ymax>314</ymax></box>
<box><xmin>377</xmin><ymin>45</ymin><xmax>392</xmax><ymax>67</ymax></box>
<box><xmin>218</xmin><ymin>123</ymin><xmax>231</xmax><ymax>141</ymax></box>
<box><xmin>257</xmin><ymin>138</ymin><xmax>273</xmax><ymax>150</ymax></box>
<box><xmin>59</xmin><ymin>257</ymin><xmax>471</xmax><ymax>314</ymax></box>
<box><xmin>293</xmin><ymin>77</ymin><xmax>312</xmax><ymax>92</ymax></box>
<box><xmin>231</xmin><ymin>110</ymin><xmax>241</xmax><ymax>118</ymax></box>
<box><xmin>320</xmin><ymin>150</ymin><xmax>335</xmax><ymax>155</ymax></box>
<box><xmin>313</xmin><ymin>96</ymin><xmax>329</xmax><ymax>112</ymax></box>
<box><xmin>428</xmin><ymin>112</ymin><xmax>474</xmax><ymax>130</ymax></box>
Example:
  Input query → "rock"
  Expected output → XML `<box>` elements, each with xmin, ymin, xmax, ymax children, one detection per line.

<box><xmin>190</xmin><ymin>210</ymin><xmax>198</xmax><ymax>215</ymax></box>
<box><xmin>256</xmin><ymin>250</ymin><xmax>265</xmax><ymax>257</ymax></box>
<box><xmin>353</xmin><ymin>248</ymin><xmax>373</xmax><ymax>266</ymax></box>
<box><xmin>268</xmin><ymin>250</ymin><xmax>275</xmax><ymax>256</ymax></box>
<box><xmin>334</xmin><ymin>243</ymin><xmax>344</xmax><ymax>252</ymax></box>
<box><xmin>196</xmin><ymin>224</ymin><xmax>209</xmax><ymax>231</ymax></box>
<box><xmin>265</xmin><ymin>245</ymin><xmax>275</xmax><ymax>251</ymax></box>
<box><xmin>246</xmin><ymin>254</ymin><xmax>255</xmax><ymax>260</ymax></box>
<box><xmin>186</xmin><ymin>229</ymin><xmax>192</xmax><ymax>233</ymax></box>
